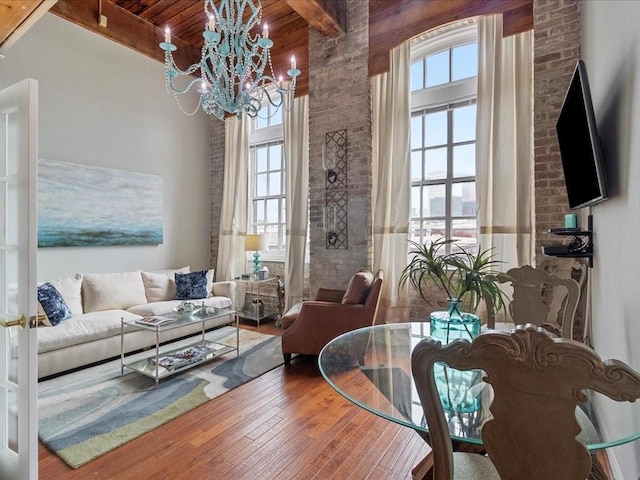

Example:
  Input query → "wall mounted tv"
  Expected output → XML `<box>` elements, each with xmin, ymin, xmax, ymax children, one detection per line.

<box><xmin>556</xmin><ymin>59</ymin><xmax>608</xmax><ymax>210</ymax></box>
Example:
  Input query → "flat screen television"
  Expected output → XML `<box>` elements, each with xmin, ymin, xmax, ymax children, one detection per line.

<box><xmin>556</xmin><ymin>59</ymin><xmax>608</xmax><ymax>210</ymax></box>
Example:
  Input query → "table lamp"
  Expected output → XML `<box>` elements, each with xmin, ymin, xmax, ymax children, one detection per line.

<box><xmin>245</xmin><ymin>234</ymin><xmax>267</xmax><ymax>278</ymax></box>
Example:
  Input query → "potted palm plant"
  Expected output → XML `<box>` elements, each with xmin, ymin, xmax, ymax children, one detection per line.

<box><xmin>399</xmin><ymin>237</ymin><xmax>509</xmax><ymax>335</ymax></box>
<box><xmin>400</xmin><ymin>237</ymin><xmax>509</xmax><ymax>413</ymax></box>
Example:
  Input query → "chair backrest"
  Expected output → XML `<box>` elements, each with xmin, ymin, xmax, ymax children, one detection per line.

<box><xmin>411</xmin><ymin>324</ymin><xmax>640</xmax><ymax>480</ymax></box>
<box><xmin>486</xmin><ymin>265</ymin><xmax>581</xmax><ymax>339</ymax></box>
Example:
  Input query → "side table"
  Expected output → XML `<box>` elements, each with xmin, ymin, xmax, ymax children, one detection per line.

<box><xmin>235</xmin><ymin>277</ymin><xmax>277</xmax><ymax>326</ymax></box>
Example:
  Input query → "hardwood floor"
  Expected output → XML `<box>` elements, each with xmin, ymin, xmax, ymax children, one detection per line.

<box><xmin>38</xmin><ymin>320</ymin><xmax>429</xmax><ymax>479</ymax></box>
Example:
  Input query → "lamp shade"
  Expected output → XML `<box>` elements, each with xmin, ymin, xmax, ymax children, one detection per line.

<box><xmin>245</xmin><ymin>234</ymin><xmax>267</xmax><ymax>252</ymax></box>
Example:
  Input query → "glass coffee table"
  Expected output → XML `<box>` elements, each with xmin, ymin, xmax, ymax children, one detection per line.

<box><xmin>121</xmin><ymin>307</ymin><xmax>238</xmax><ymax>384</ymax></box>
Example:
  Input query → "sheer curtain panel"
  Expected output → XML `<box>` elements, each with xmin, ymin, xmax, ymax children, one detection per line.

<box><xmin>371</xmin><ymin>42</ymin><xmax>411</xmax><ymax>324</ymax></box>
<box><xmin>476</xmin><ymin>14</ymin><xmax>534</xmax><ymax>270</ymax></box>
<box><xmin>217</xmin><ymin>114</ymin><xmax>249</xmax><ymax>282</ymax></box>
<box><xmin>283</xmin><ymin>95</ymin><xmax>309</xmax><ymax>310</ymax></box>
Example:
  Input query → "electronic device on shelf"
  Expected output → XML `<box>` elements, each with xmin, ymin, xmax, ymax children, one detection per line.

<box><xmin>542</xmin><ymin>215</ymin><xmax>594</xmax><ymax>267</ymax></box>
<box><xmin>556</xmin><ymin>60</ymin><xmax>609</xmax><ymax>210</ymax></box>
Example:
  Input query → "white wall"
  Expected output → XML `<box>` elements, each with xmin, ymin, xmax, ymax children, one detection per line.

<box><xmin>0</xmin><ymin>14</ymin><xmax>211</xmax><ymax>280</ymax></box>
<box><xmin>582</xmin><ymin>2</ymin><xmax>640</xmax><ymax>478</ymax></box>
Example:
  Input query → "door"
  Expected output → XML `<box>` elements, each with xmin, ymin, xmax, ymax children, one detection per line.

<box><xmin>0</xmin><ymin>79</ymin><xmax>39</xmax><ymax>479</ymax></box>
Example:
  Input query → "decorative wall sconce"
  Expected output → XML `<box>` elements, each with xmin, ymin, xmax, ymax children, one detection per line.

<box><xmin>323</xmin><ymin>129</ymin><xmax>348</xmax><ymax>250</ymax></box>
<box><xmin>322</xmin><ymin>145</ymin><xmax>338</xmax><ymax>186</ymax></box>
<box><xmin>323</xmin><ymin>205</ymin><xmax>338</xmax><ymax>246</ymax></box>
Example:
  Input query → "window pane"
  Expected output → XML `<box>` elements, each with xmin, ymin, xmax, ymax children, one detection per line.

<box><xmin>268</xmin><ymin>172</ymin><xmax>281</xmax><ymax>195</ymax></box>
<box><xmin>410</xmin><ymin>219</ymin><xmax>422</xmax><ymax>246</ymax></box>
<box><xmin>422</xmin><ymin>184</ymin><xmax>446</xmax><ymax>217</ymax></box>
<box><xmin>254</xmin><ymin>199</ymin><xmax>265</xmax><ymax>223</ymax></box>
<box><xmin>256</xmin><ymin>173</ymin><xmax>268</xmax><ymax>196</ymax></box>
<box><xmin>453</xmin><ymin>105</ymin><xmax>476</xmax><ymax>143</ymax></box>
<box><xmin>270</xmin><ymin>106</ymin><xmax>282</xmax><ymax>126</ymax></box>
<box><xmin>452</xmin><ymin>43</ymin><xmax>478</xmax><ymax>81</ymax></box>
<box><xmin>425</xmin><ymin>147</ymin><xmax>447</xmax><ymax>180</ymax></box>
<box><xmin>411</xmin><ymin>186</ymin><xmax>421</xmax><ymax>218</ymax></box>
<box><xmin>411</xmin><ymin>116</ymin><xmax>423</xmax><ymax>149</ymax></box>
<box><xmin>426</xmin><ymin>50</ymin><xmax>449</xmax><ymax>87</ymax></box>
<box><xmin>453</xmin><ymin>144</ymin><xmax>475</xmax><ymax>177</ymax></box>
<box><xmin>452</xmin><ymin>218</ymin><xmax>477</xmax><ymax>255</ymax></box>
<box><xmin>269</xmin><ymin>144</ymin><xmax>282</xmax><ymax>170</ymax></box>
<box><xmin>411</xmin><ymin>151</ymin><xmax>422</xmax><ymax>181</ymax></box>
<box><xmin>451</xmin><ymin>181</ymin><xmax>476</xmax><ymax>217</ymax></box>
<box><xmin>256</xmin><ymin>147</ymin><xmax>268</xmax><ymax>172</ymax></box>
<box><xmin>266</xmin><ymin>198</ymin><xmax>279</xmax><ymax>222</ymax></box>
<box><xmin>423</xmin><ymin>219</ymin><xmax>446</xmax><ymax>244</ymax></box>
<box><xmin>411</xmin><ymin>60</ymin><xmax>424</xmax><ymax>91</ymax></box>
<box><xmin>256</xmin><ymin>115</ymin><xmax>268</xmax><ymax>130</ymax></box>
<box><xmin>425</xmin><ymin>111</ymin><xmax>447</xmax><ymax>147</ymax></box>
<box><xmin>265</xmin><ymin>223</ymin><xmax>279</xmax><ymax>250</ymax></box>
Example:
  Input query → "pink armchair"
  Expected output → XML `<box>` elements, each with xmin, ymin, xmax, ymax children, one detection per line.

<box><xmin>281</xmin><ymin>270</ymin><xmax>383</xmax><ymax>364</ymax></box>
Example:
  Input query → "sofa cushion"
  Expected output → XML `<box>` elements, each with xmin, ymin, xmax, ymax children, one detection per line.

<box><xmin>175</xmin><ymin>270</ymin><xmax>208</xmax><ymax>300</ymax></box>
<box><xmin>341</xmin><ymin>271</ymin><xmax>374</xmax><ymax>304</ymax></box>
<box><xmin>82</xmin><ymin>271</ymin><xmax>147</xmax><ymax>312</ymax></box>
<box><xmin>127</xmin><ymin>296</ymin><xmax>233</xmax><ymax>317</ymax></box>
<box><xmin>141</xmin><ymin>267</ymin><xmax>191</xmax><ymax>302</ymax></box>
<box><xmin>36</xmin><ymin>310</ymin><xmax>141</xmax><ymax>354</ymax></box>
<box><xmin>36</xmin><ymin>283</ymin><xmax>72</xmax><ymax>326</ymax></box>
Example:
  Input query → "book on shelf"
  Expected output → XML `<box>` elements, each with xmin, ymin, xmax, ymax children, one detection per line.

<box><xmin>155</xmin><ymin>345</ymin><xmax>213</xmax><ymax>370</ymax></box>
<box><xmin>135</xmin><ymin>315</ymin><xmax>176</xmax><ymax>326</ymax></box>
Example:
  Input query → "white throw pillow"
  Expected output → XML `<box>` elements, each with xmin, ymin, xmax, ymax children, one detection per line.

<box><xmin>47</xmin><ymin>275</ymin><xmax>84</xmax><ymax>315</ymax></box>
<box><xmin>141</xmin><ymin>267</ymin><xmax>191</xmax><ymax>303</ymax></box>
<box><xmin>206</xmin><ymin>269</ymin><xmax>215</xmax><ymax>296</ymax></box>
<box><xmin>82</xmin><ymin>271</ymin><xmax>147</xmax><ymax>312</ymax></box>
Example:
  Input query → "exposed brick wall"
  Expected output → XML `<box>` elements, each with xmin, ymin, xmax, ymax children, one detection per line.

<box><xmin>533</xmin><ymin>0</ymin><xmax>582</xmax><ymax>261</ymax></box>
<box><xmin>308</xmin><ymin>0</ymin><xmax>373</xmax><ymax>297</ymax></box>
<box><xmin>209</xmin><ymin>116</ymin><xmax>225</xmax><ymax>278</ymax></box>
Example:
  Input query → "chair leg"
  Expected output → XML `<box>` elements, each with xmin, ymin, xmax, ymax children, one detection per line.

<box><xmin>283</xmin><ymin>353</ymin><xmax>292</xmax><ymax>365</ymax></box>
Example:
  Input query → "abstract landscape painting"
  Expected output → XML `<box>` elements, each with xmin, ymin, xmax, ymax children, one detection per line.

<box><xmin>38</xmin><ymin>159</ymin><xmax>163</xmax><ymax>247</ymax></box>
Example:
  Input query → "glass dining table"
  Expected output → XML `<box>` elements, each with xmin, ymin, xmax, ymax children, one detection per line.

<box><xmin>318</xmin><ymin>322</ymin><xmax>640</xmax><ymax>479</ymax></box>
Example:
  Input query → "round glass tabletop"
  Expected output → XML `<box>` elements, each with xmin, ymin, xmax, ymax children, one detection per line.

<box><xmin>318</xmin><ymin>322</ymin><xmax>640</xmax><ymax>450</ymax></box>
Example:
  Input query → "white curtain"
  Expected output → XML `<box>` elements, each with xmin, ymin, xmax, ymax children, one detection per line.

<box><xmin>283</xmin><ymin>95</ymin><xmax>309</xmax><ymax>310</ymax></box>
<box><xmin>217</xmin><ymin>114</ymin><xmax>249</xmax><ymax>282</ymax></box>
<box><xmin>476</xmin><ymin>15</ymin><xmax>534</xmax><ymax>270</ymax></box>
<box><xmin>371</xmin><ymin>42</ymin><xmax>411</xmax><ymax>324</ymax></box>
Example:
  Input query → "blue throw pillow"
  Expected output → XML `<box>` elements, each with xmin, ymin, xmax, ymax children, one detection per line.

<box><xmin>37</xmin><ymin>282</ymin><xmax>72</xmax><ymax>326</ymax></box>
<box><xmin>175</xmin><ymin>270</ymin><xmax>208</xmax><ymax>300</ymax></box>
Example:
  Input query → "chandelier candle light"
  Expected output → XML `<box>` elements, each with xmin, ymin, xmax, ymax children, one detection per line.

<box><xmin>159</xmin><ymin>0</ymin><xmax>301</xmax><ymax>118</ymax></box>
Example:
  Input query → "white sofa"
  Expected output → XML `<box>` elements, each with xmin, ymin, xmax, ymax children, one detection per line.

<box><xmin>33</xmin><ymin>267</ymin><xmax>236</xmax><ymax>379</ymax></box>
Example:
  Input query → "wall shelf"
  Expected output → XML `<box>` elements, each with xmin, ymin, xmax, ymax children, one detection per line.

<box><xmin>543</xmin><ymin>215</ymin><xmax>593</xmax><ymax>268</ymax></box>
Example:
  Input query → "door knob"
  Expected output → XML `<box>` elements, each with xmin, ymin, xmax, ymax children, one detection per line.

<box><xmin>0</xmin><ymin>313</ymin><xmax>26</xmax><ymax>329</ymax></box>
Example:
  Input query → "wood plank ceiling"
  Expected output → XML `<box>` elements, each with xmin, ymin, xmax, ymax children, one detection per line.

<box><xmin>1</xmin><ymin>0</ymin><xmax>532</xmax><ymax>99</ymax></box>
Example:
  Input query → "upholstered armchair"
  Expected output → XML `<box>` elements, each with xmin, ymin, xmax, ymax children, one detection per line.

<box><xmin>281</xmin><ymin>270</ymin><xmax>383</xmax><ymax>364</ymax></box>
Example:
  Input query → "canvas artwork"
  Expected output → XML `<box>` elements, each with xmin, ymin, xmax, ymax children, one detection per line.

<box><xmin>38</xmin><ymin>159</ymin><xmax>163</xmax><ymax>247</ymax></box>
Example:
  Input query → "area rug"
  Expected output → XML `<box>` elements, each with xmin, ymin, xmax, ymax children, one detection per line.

<box><xmin>38</xmin><ymin>327</ymin><xmax>283</xmax><ymax>468</ymax></box>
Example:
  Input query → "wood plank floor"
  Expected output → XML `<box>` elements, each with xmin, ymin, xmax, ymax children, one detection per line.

<box><xmin>38</xmin><ymin>320</ymin><xmax>430</xmax><ymax>479</ymax></box>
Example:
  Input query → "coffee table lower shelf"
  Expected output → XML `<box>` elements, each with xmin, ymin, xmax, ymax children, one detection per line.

<box><xmin>122</xmin><ymin>339</ymin><xmax>237</xmax><ymax>384</ymax></box>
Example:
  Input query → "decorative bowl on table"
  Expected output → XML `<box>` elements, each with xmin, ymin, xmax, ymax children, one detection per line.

<box><xmin>173</xmin><ymin>301</ymin><xmax>203</xmax><ymax>316</ymax></box>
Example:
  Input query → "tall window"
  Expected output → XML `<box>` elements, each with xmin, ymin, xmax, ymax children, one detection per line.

<box><xmin>410</xmin><ymin>24</ymin><xmax>478</xmax><ymax>254</ymax></box>
<box><xmin>249</xmin><ymin>105</ymin><xmax>285</xmax><ymax>260</ymax></box>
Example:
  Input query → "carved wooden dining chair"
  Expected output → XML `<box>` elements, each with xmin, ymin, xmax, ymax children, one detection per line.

<box><xmin>411</xmin><ymin>324</ymin><xmax>640</xmax><ymax>480</ymax></box>
<box><xmin>485</xmin><ymin>264</ymin><xmax>581</xmax><ymax>340</ymax></box>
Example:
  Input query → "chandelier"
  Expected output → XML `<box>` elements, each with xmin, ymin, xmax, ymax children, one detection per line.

<box><xmin>159</xmin><ymin>0</ymin><xmax>300</xmax><ymax>119</ymax></box>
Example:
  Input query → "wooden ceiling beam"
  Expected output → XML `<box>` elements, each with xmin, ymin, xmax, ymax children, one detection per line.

<box><xmin>50</xmin><ymin>0</ymin><xmax>200</xmax><ymax>70</ymax></box>
<box><xmin>285</xmin><ymin>0</ymin><xmax>346</xmax><ymax>37</ymax></box>
<box><xmin>0</xmin><ymin>0</ymin><xmax>57</xmax><ymax>56</ymax></box>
